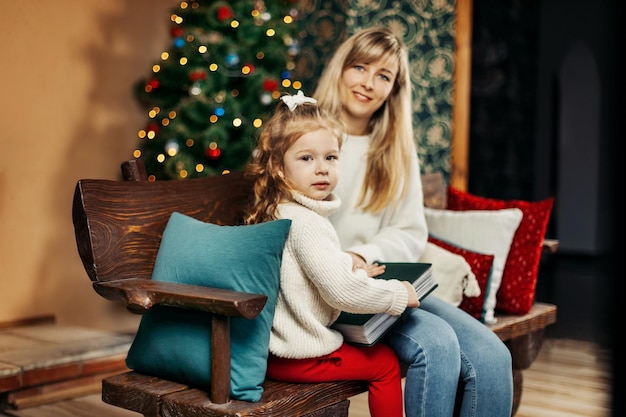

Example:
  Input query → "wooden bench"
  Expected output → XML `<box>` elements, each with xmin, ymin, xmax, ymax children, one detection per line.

<box><xmin>70</xmin><ymin>160</ymin><xmax>556</xmax><ymax>417</ymax></box>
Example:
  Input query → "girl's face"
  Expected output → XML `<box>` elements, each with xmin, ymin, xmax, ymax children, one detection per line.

<box><xmin>338</xmin><ymin>56</ymin><xmax>398</xmax><ymax>134</ymax></box>
<box><xmin>282</xmin><ymin>128</ymin><xmax>340</xmax><ymax>201</ymax></box>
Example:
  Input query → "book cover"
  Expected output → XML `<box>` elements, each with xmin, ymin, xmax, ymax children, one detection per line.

<box><xmin>332</xmin><ymin>262</ymin><xmax>437</xmax><ymax>346</ymax></box>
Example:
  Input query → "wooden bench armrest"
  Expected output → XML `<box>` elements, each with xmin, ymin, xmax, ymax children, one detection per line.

<box><xmin>488</xmin><ymin>302</ymin><xmax>557</xmax><ymax>341</ymax></box>
<box><xmin>93</xmin><ymin>278</ymin><xmax>267</xmax><ymax>318</ymax></box>
<box><xmin>94</xmin><ymin>278</ymin><xmax>268</xmax><ymax>404</ymax></box>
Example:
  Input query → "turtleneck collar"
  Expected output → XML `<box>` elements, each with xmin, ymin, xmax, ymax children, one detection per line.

<box><xmin>291</xmin><ymin>191</ymin><xmax>341</xmax><ymax>218</ymax></box>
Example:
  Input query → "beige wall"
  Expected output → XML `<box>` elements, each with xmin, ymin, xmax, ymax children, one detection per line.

<box><xmin>0</xmin><ymin>0</ymin><xmax>176</xmax><ymax>332</ymax></box>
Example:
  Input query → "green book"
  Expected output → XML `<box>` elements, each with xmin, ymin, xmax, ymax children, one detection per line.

<box><xmin>332</xmin><ymin>262</ymin><xmax>437</xmax><ymax>346</ymax></box>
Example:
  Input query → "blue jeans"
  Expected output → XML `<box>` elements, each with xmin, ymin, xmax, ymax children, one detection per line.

<box><xmin>383</xmin><ymin>296</ymin><xmax>513</xmax><ymax>417</ymax></box>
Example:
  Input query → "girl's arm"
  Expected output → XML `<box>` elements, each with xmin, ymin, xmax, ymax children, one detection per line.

<box><xmin>288</xmin><ymin>208</ymin><xmax>412</xmax><ymax>316</ymax></box>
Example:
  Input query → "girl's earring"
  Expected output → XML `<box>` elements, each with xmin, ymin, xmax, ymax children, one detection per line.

<box><xmin>278</xmin><ymin>171</ymin><xmax>284</xmax><ymax>178</ymax></box>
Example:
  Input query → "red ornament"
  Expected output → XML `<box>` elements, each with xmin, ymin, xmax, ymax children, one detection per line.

<box><xmin>189</xmin><ymin>70</ymin><xmax>207</xmax><ymax>81</ymax></box>
<box><xmin>146</xmin><ymin>122</ymin><xmax>159</xmax><ymax>134</ymax></box>
<box><xmin>205</xmin><ymin>146</ymin><xmax>221</xmax><ymax>160</ymax></box>
<box><xmin>263</xmin><ymin>79</ymin><xmax>279</xmax><ymax>91</ymax></box>
<box><xmin>217</xmin><ymin>6</ymin><xmax>234</xmax><ymax>21</ymax></box>
<box><xmin>147</xmin><ymin>78</ymin><xmax>160</xmax><ymax>89</ymax></box>
<box><xmin>170</xmin><ymin>26</ymin><xmax>183</xmax><ymax>38</ymax></box>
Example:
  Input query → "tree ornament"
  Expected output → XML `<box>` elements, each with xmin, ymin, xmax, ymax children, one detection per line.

<box><xmin>260</xmin><ymin>92</ymin><xmax>272</xmax><ymax>105</ymax></box>
<box><xmin>225</xmin><ymin>52</ymin><xmax>240</xmax><ymax>67</ymax></box>
<box><xmin>189</xmin><ymin>82</ymin><xmax>202</xmax><ymax>96</ymax></box>
<box><xmin>288</xmin><ymin>40</ymin><xmax>300</xmax><ymax>57</ymax></box>
<box><xmin>170</xmin><ymin>26</ymin><xmax>184</xmax><ymax>38</ymax></box>
<box><xmin>146</xmin><ymin>78</ymin><xmax>160</xmax><ymax>92</ymax></box>
<box><xmin>208</xmin><ymin>32</ymin><xmax>222</xmax><ymax>45</ymax></box>
<box><xmin>205</xmin><ymin>142</ymin><xmax>221</xmax><ymax>160</ymax></box>
<box><xmin>263</xmin><ymin>79</ymin><xmax>279</xmax><ymax>91</ymax></box>
<box><xmin>165</xmin><ymin>139</ymin><xmax>180</xmax><ymax>156</ymax></box>
<box><xmin>146</xmin><ymin>122</ymin><xmax>160</xmax><ymax>134</ymax></box>
<box><xmin>189</xmin><ymin>70</ymin><xmax>207</xmax><ymax>82</ymax></box>
<box><xmin>217</xmin><ymin>5</ymin><xmax>234</xmax><ymax>21</ymax></box>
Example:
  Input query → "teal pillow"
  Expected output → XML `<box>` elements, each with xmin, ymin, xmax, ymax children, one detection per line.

<box><xmin>125</xmin><ymin>212</ymin><xmax>291</xmax><ymax>402</ymax></box>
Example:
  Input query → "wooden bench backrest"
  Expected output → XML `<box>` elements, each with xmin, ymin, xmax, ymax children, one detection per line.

<box><xmin>72</xmin><ymin>171</ymin><xmax>253</xmax><ymax>284</ymax></box>
<box><xmin>72</xmin><ymin>166</ymin><xmax>445</xmax><ymax>285</ymax></box>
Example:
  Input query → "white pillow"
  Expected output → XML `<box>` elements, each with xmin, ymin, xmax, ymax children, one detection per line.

<box><xmin>419</xmin><ymin>241</ymin><xmax>481</xmax><ymax>307</ymax></box>
<box><xmin>424</xmin><ymin>207</ymin><xmax>523</xmax><ymax>323</ymax></box>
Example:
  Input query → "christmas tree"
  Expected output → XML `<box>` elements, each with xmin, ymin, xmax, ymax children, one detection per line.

<box><xmin>132</xmin><ymin>0</ymin><xmax>302</xmax><ymax>180</ymax></box>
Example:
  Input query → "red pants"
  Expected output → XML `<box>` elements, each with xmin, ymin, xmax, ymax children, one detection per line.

<box><xmin>266</xmin><ymin>342</ymin><xmax>403</xmax><ymax>417</ymax></box>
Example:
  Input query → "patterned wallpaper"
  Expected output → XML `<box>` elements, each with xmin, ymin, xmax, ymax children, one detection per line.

<box><xmin>295</xmin><ymin>0</ymin><xmax>458</xmax><ymax>180</ymax></box>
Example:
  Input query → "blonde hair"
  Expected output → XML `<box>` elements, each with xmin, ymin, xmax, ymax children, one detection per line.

<box><xmin>243</xmin><ymin>97</ymin><xmax>344</xmax><ymax>224</ymax></box>
<box><xmin>314</xmin><ymin>26</ymin><xmax>415</xmax><ymax>213</ymax></box>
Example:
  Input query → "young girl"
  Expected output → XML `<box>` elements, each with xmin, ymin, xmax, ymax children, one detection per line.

<box><xmin>314</xmin><ymin>27</ymin><xmax>514</xmax><ymax>417</ymax></box>
<box><xmin>243</xmin><ymin>91</ymin><xmax>419</xmax><ymax>417</ymax></box>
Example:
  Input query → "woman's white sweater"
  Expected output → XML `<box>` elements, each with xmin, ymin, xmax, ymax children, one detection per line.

<box><xmin>330</xmin><ymin>134</ymin><xmax>428</xmax><ymax>264</ymax></box>
<box><xmin>270</xmin><ymin>192</ymin><xmax>409</xmax><ymax>359</ymax></box>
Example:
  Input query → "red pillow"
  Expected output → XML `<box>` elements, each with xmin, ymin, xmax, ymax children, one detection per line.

<box><xmin>446</xmin><ymin>187</ymin><xmax>554</xmax><ymax>315</ymax></box>
<box><xmin>428</xmin><ymin>236</ymin><xmax>494</xmax><ymax>321</ymax></box>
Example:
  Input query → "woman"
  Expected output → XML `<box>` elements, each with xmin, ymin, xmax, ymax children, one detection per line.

<box><xmin>313</xmin><ymin>26</ymin><xmax>514</xmax><ymax>417</ymax></box>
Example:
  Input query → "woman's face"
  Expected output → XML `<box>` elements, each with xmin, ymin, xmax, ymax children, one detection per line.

<box><xmin>338</xmin><ymin>56</ymin><xmax>398</xmax><ymax>134</ymax></box>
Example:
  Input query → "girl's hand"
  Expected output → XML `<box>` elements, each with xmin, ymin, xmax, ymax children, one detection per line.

<box><xmin>403</xmin><ymin>281</ymin><xmax>420</xmax><ymax>308</ymax></box>
<box><xmin>348</xmin><ymin>251</ymin><xmax>367</xmax><ymax>271</ymax></box>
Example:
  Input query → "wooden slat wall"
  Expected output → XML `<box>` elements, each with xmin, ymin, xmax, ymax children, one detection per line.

<box><xmin>451</xmin><ymin>0</ymin><xmax>473</xmax><ymax>191</ymax></box>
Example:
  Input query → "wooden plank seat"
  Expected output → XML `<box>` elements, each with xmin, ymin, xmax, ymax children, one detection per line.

<box><xmin>70</xmin><ymin>160</ymin><xmax>557</xmax><ymax>417</ymax></box>
<box><xmin>102</xmin><ymin>372</ymin><xmax>363</xmax><ymax>417</ymax></box>
<box><xmin>97</xmin><ymin>303</ymin><xmax>556</xmax><ymax>417</ymax></box>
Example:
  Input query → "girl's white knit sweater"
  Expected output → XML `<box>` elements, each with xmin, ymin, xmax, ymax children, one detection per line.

<box><xmin>270</xmin><ymin>192</ymin><xmax>409</xmax><ymax>359</ymax></box>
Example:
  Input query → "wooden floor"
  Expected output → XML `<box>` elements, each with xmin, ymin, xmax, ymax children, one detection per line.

<box><xmin>0</xmin><ymin>338</ymin><xmax>612</xmax><ymax>417</ymax></box>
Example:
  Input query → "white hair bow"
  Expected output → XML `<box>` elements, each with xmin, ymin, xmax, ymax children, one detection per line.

<box><xmin>280</xmin><ymin>91</ymin><xmax>317</xmax><ymax>111</ymax></box>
